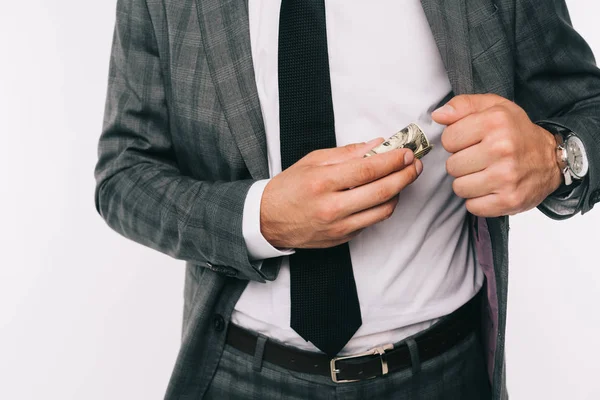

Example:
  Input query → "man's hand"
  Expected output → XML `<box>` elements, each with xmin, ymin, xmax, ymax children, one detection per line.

<box><xmin>432</xmin><ymin>94</ymin><xmax>564</xmax><ymax>217</ymax></box>
<box><xmin>261</xmin><ymin>139</ymin><xmax>423</xmax><ymax>249</ymax></box>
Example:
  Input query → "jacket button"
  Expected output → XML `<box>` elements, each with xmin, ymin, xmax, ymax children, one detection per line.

<box><xmin>213</xmin><ymin>314</ymin><xmax>225</xmax><ymax>332</ymax></box>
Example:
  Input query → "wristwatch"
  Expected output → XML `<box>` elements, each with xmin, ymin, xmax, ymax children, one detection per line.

<box><xmin>554</xmin><ymin>132</ymin><xmax>589</xmax><ymax>186</ymax></box>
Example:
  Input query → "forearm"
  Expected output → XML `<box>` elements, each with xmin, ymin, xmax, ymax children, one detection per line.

<box><xmin>242</xmin><ymin>179</ymin><xmax>295</xmax><ymax>261</ymax></box>
<box><xmin>94</xmin><ymin>0</ymin><xmax>278</xmax><ymax>282</ymax></box>
<box><xmin>95</xmin><ymin>161</ymin><xmax>263</xmax><ymax>276</ymax></box>
<box><xmin>512</xmin><ymin>0</ymin><xmax>600</xmax><ymax>217</ymax></box>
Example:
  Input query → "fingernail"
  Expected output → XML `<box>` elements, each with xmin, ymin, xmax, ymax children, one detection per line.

<box><xmin>404</xmin><ymin>151</ymin><xmax>414</xmax><ymax>165</ymax></box>
<box><xmin>433</xmin><ymin>104</ymin><xmax>455</xmax><ymax>116</ymax></box>
<box><xmin>415</xmin><ymin>159</ymin><xmax>423</xmax><ymax>176</ymax></box>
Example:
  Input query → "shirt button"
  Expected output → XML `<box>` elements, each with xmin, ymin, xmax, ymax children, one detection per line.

<box><xmin>213</xmin><ymin>314</ymin><xmax>225</xmax><ymax>332</ymax></box>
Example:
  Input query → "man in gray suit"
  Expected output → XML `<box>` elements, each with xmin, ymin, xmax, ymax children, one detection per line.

<box><xmin>95</xmin><ymin>0</ymin><xmax>600</xmax><ymax>398</ymax></box>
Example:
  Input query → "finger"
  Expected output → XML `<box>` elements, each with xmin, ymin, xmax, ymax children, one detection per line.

<box><xmin>465</xmin><ymin>194</ymin><xmax>507</xmax><ymax>218</ymax></box>
<box><xmin>329</xmin><ymin>148</ymin><xmax>415</xmax><ymax>190</ymax></box>
<box><xmin>446</xmin><ymin>143</ymin><xmax>491</xmax><ymax>178</ymax></box>
<box><xmin>337</xmin><ymin>196</ymin><xmax>400</xmax><ymax>235</ymax></box>
<box><xmin>452</xmin><ymin>171</ymin><xmax>496</xmax><ymax>199</ymax></box>
<box><xmin>336</xmin><ymin>162</ymin><xmax>421</xmax><ymax>215</ymax></box>
<box><xmin>303</xmin><ymin>137</ymin><xmax>385</xmax><ymax>166</ymax></box>
<box><xmin>440</xmin><ymin>112</ymin><xmax>487</xmax><ymax>154</ymax></box>
<box><xmin>432</xmin><ymin>94</ymin><xmax>509</xmax><ymax>126</ymax></box>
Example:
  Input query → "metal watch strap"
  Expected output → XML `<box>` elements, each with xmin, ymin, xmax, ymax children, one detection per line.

<box><xmin>553</xmin><ymin>133</ymin><xmax>572</xmax><ymax>185</ymax></box>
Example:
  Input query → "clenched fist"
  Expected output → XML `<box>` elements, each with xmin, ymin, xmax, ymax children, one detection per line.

<box><xmin>261</xmin><ymin>139</ymin><xmax>423</xmax><ymax>249</ymax></box>
<box><xmin>432</xmin><ymin>94</ymin><xmax>563</xmax><ymax>217</ymax></box>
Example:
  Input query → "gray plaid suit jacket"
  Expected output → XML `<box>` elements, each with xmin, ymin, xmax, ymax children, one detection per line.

<box><xmin>95</xmin><ymin>0</ymin><xmax>600</xmax><ymax>398</ymax></box>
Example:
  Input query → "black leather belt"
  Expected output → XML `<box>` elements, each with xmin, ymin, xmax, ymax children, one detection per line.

<box><xmin>226</xmin><ymin>290</ymin><xmax>481</xmax><ymax>383</ymax></box>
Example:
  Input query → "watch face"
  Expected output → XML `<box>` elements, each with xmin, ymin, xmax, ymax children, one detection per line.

<box><xmin>566</xmin><ymin>136</ymin><xmax>589</xmax><ymax>178</ymax></box>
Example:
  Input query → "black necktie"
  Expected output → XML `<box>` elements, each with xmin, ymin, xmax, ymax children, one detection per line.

<box><xmin>278</xmin><ymin>0</ymin><xmax>362</xmax><ymax>357</ymax></box>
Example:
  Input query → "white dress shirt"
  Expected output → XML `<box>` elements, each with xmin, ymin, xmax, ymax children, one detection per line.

<box><xmin>232</xmin><ymin>0</ymin><xmax>484</xmax><ymax>356</ymax></box>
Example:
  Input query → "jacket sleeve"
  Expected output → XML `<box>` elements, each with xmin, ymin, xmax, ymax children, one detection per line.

<box><xmin>94</xmin><ymin>0</ymin><xmax>277</xmax><ymax>283</ymax></box>
<box><xmin>508</xmin><ymin>0</ymin><xmax>600</xmax><ymax>219</ymax></box>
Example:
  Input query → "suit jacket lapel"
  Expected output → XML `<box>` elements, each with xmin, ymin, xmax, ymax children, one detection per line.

<box><xmin>195</xmin><ymin>0</ymin><xmax>270</xmax><ymax>180</ymax></box>
<box><xmin>421</xmin><ymin>0</ymin><xmax>474</xmax><ymax>94</ymax></box>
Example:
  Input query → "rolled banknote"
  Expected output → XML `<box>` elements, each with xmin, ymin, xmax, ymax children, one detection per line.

<box><xmin>364</xmin><ymin>123</ymin><xmax>433</xmax><ymax>159</ymax></box>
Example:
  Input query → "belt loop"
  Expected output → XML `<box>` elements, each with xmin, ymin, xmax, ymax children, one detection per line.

<box><xmin>406</xmin><ymin>338</ymin><xmax>421</xmax><ymax>375</ymax></box>
<box><xmin>252</xmin><ymin>335</ymin><xmax>268</xmax><ymax>372</ymax></box>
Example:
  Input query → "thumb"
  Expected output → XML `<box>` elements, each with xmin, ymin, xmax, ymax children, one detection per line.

<box><xmin>432</xmin><ymin>94</ymin><xmax>508</xmax><ymax>125</ymax></box>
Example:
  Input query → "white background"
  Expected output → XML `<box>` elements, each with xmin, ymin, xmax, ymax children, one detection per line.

<box><xmin>0</xmin><ymin>1</ymin><xmax>598</xmax><ymax>399</ymax></box>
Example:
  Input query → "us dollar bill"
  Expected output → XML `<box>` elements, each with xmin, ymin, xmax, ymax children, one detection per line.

<box><xmin>364</xmin><ymin>123</ymin><xmax>433</xmax><ymax>159</ymax></box>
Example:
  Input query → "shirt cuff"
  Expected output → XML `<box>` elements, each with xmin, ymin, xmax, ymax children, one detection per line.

<box><xmin>242</xmin><ymin>179</ymin><xmax>295</xmax><ymax>261</ymax></box>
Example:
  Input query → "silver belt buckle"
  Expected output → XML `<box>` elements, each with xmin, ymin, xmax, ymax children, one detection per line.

<box><xmin>330</xmin><ymin>343</ymin><xmax>394</xmax><ymax>383</ymax></box>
